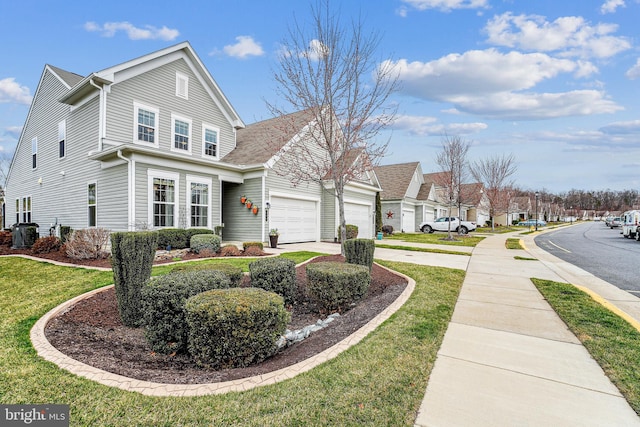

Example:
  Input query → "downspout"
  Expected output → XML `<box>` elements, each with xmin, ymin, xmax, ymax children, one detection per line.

<box><xmin>89</xmin><ymin>78</ymin><xmax>106</xmax><ymax>152</ymax></box>
<box><xmin>116</xmin><ymin>150</ymin><xmax>134</xmax><ymax>231</ymax></box>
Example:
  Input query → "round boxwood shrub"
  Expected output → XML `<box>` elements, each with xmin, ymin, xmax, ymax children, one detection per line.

<box><xmin>306</xmin><ymin>261</ymin><xmax>371</xmax><ymax>313</ymax></box>
<box><xmin>171</xmin><ymin>262</ymin><xmax>243</xmax><ymax>287</ymax></box>
<box><xmin>185</xmin><ymin>287</ymin><xmax>290</xmax><ymax>369</ymax></box>
<box><xmin>249</xmin><ymin>257</ymin><xmax>296</xmax><ymax>305</ymax></box>
<box><xmin>141</xmin><ymin>270</ymin><xmax>231</xmax><ymax>354</ymax></box>
<box><xmin>190</xmin><ymin>234</ymin><xmax>221</xmax><ymax>254</ymax></box>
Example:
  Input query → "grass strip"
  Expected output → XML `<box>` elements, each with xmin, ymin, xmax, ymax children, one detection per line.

<box><xmin>532</xmin><ymin>278</ymin><xmax>640</xmax><ymax>415</ymax></box>
<box><xmin>0</xmin><ymin>257</ymin><xmax>464</xmax><ymax>426</ymax></box>
<box><xmin>514</xmin><ymin>256</ymin><xmax>537</xmax><ymax>261</ymax></box>
<box><xmin>385</xmin><ymin>233</ymin><xmax>483</xmax><ymax>247</ymax></box>
<box><xmin>505</xmin><ymin>238</ymin><xmax>524</xmax><ymax>249</ymax></box>
<box><xmin>376</xmin><ymin>244</ymin><xmax>471</xmax><ymax>256</ymax></box>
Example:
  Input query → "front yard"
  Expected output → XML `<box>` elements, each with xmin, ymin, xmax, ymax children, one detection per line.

<box><xmin>0</xmin><ymin>255</ymin><xmax>464</xmax><ymax>426</ymax></box>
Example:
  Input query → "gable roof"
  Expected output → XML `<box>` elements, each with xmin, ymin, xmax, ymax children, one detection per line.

<box><xmin>374</xmin><ymin>162</ymin><xmax>420</xmax><ymax>200</ymax></box>
<box><xmin>460</xmin><ymin>182</ymin><xmax>484</xmax><ymax>205</ymax></box>
<box><xmin>58</xmin><ymin>41</ymin><xmax>244</xmax><ymax>129</ymax></box>
<box><xmin>222</xmin><ymin>109</ymin><xmax>315</xmax><ymax>166</ymax></box>
<box><xmin>46</xmin><ymin>65</ymin><xmax>83</xmax><ymax>88</ymax></box>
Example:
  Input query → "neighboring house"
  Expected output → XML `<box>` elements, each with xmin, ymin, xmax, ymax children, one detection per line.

<box><xmin>374</xmin><ymin>162</ymin><xmax>423</xmax><ymax>232</ymax></box>
<box><xmin>4</xmin><ymin>42</ymin><xmax>379</xmax><ymax>243</ymax></box>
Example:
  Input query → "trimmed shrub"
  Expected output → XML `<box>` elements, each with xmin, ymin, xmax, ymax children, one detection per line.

<box><xmin>157</xmin><ymin>228</ymin><xmax>189</xmax><ymax>250</ymax></box>
<box><xmin>171</xmin><ymin>262</ymin><xmax>243</xmax><ymax>287</ymax></box>
<box><xmin>190</xmin><ymin>234</ymin><xmax>221</xmax><ymax>254</ymax></box>
<box><xmin>220</xmin><ymin>245</ymin><xmax>241</xmax><ymax>257</ymax></box>
<box><xmin>381</xmin><ymin>224</ymin><xmax>393</xmax><ymax>235</ymax></box>
<box><xmin>243</xmin><ymin>241</ymin><xmax>264</xmax><ymax>250</ymax></box>
<box><xmin>306</xmin><ymin>261</ymin><xmax>371</xmax><ymax>313</ymax></box>
<box><xmin>65</xmin><ymin>228</ymin><xmax>110</xmax><ymax>259</ymax></box>
<box><xmin>249</xmin><ymin>257</ymin><xmax>296</xmax><ymax>304</ymax></box>
<box><xmin>0</xmin><ymin>230</ymin><xmax>12</xmax><ymax>246</ymax></box>
<box><xmin>344</xmin><ymin>238</ymin><xmax>375</xmax><ymax>271</ymax></box>
<box><xmin>31</xmin><ymin>236</ymin><xmax>61</xmax><ymax>254</ymax></box>
<box><xmin>186</xmin><ymin>228</ymin><xmax>214</xmax><ymax>242</ymax></box>
<box><xmin>185</xmin><ymin>287</ymin><xmax>290</xmax><ymax>369</ymax></box>
<box><xmin>141</xmin><ymin>270</ymin><xmax>231</xmax><ymax>354</ymax></box>
<box><xmin>111</xmin><ymin>231</ymin><xmax>158</xmax><ymax>327</ymax></box>
<box><xmin>243</xmin><ymin>246</ymin><xmax>265</xmax><ymax>257</ymax></box>
<box><xmin>337</xmin><ymin>224</ymin><xmax>359</xmax><ymax>241</ymax></box>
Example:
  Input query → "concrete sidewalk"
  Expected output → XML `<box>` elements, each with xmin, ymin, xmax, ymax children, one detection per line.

<box><xmin>414</xmin><ymin>231</ymin><xmax>640</xmax><ymax>426</ymax></box>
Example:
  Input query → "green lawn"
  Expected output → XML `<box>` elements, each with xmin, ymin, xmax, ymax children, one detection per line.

<box><xmin>533</xmin><ymin>278</ymin><xmax>640</xmax><ymax>415</ymax></box>
<box><xmin>0</xmin><ymin>256</ymin><xmax>464</xmax><ymax>426</ymax></box>
<box><xmin>385</xmin><ymin>232</ymin><xmax>484</xmax><ymax>247</ymax></box>
<box><xmin>505</xmin><ymin>238</ymin><xmax>524</xmax><ymax>249</ymax></box>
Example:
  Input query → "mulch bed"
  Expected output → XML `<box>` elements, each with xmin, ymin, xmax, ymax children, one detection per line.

<box><xmin>43</xmin><ymin>255</ymin><xmax>408</xmax><ymax>384</ymax></box>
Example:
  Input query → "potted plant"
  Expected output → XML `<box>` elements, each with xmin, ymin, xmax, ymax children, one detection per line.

<box><xmin>269</xmin><ymin>228</ymin><xmax>279</xmax><ymax>248</ymax></box>
<box><xmin>240</xmin><ymin>195</ymin><xmax>247</xmax><ymax>204</ymax></box>
<box><xmin>252</xmin><ymin>205</ymin><xmax>259</xmax><ymax>215</ymax></box>
<box><xmin>246</xmin><ymin>200</ymin><xmax>252</xmax><ymax>209</ymax></box>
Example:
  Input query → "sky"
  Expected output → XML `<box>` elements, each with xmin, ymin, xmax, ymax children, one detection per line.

<box><xmin>1</xmin><ymin>0</ymin><xmax>639</xmax><ymax>193</ymax></box>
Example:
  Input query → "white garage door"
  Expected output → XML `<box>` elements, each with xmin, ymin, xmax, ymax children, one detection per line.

<box><xmin>270</xmin><ymin>196</ymin><xmax>318</xmax><ymax>243</ymax></box>
<box><xmin>402</xmin><ymin>208</ymin><xmax>415</xmax><ymax>232</ymax></box>
<box><xmin>345</xmin><ymin>202</ymin><xmax>372</xmax><ymax>238</ymax></box>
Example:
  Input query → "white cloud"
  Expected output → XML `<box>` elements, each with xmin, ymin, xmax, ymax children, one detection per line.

<box><xmin>401</xmin><ymin>0</ymin><xmax>489</xmax><ymax>12</ymax></box>
<box><xmin>84</xmin><ymin>21</ymin><xmax>179</xmax><ymax>41</ymax></box>
<box><xmin>223</xmin><ymin>36</ymin><xmax>264</xmax><ymax>59</ymax></box>
<box><xmin>384</xmin><ymin>49</ymin><xmax>580</xmax><ymax>99</ymax></box>
<box><xmin>0</xmin><ymin>78</ymin><xmax>32</xmax><ymax>105</ymax></box>
<box><xmin>4</xmin><ymin>126</ymin><xmax>22</xmax><ymax>139</ymax></box>
<box><xmin>391</xmin><ymin>114</ymin><xmax>487</xmax><ymax>136</ymax></box>
<box><xmin>626</xmin><ymin>59</ymin><xmax>640</xmax><ymax>79</ymax></box>
<box><xmin>484</xmin><ymin>13</ymin><xmax>631</xmax><ymax>59</ymax></box>
<box><xmin>600</xmin><ymin>0</ymin><xmax>625</xmax><ymax>14</ymax></box>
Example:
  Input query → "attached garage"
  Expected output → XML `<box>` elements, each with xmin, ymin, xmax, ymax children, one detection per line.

<box><xmin>344</xmin><ymin>202</ymin><xmax>373</xmax><ymax>238</ymax></box>
<box><xmin>402</xmin><ymin>208</ymin><xmax>415</xmax><ymax>232</ymax></box>
<box><xmin>269</xmin><ymin>196</ymin><xmax>319</xmax><ymax>243</ymax></box>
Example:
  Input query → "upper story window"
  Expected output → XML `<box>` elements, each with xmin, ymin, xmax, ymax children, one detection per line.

<box><xmin>176</xmin><ymin>72</ymin><xmax>189</xmax><ymax>99</ymax></box>
<box><xmin>134</xmin><ymin>102</ymin><xmax>159</xmax><ymax>147</ymax></box>
<box><xmin>58</xmin><ymin>120</ymin><xmax>66</xmax><ymax>158</ymax></box>
<box><xmin>202</xmin><ymin>125</ymin><xmax>219</xmax><ymax>159</ymax></box>
<box><xmin>31</xmin><ymin>137</ymin><xmax>37</xmax><ymax>169</ymax></box>
<box><xmin>171</xmin><ymin>114</ymin><xmax>192</xmax><ymax>154</ymax></box>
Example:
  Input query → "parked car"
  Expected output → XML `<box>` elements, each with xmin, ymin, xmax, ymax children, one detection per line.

<box><xmin>609</xmin><ymin>217</ymin><xmax>622</xmax><ymax>228</ymax></box>
<box><xmin>517</xmin><ymin>219</ymin><xmax>547</xmax><ymax>227</ymax></box>
<box><xmin>419</xmin><ymin>217</ymin><xmax>477</xmax><ymax>234</ymax></box>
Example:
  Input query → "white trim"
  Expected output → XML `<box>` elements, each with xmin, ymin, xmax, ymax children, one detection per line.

<box><xmin>129</xmin><ymin>152</ymin><xmax>244</xmax><ymax>182</ymax></box>
<box><xmin>176</xmin><ymin>71</ymin><xmax>189</xmax><ymax>99</ymax></box>
<box><xmin>147</xmin><ymin>169</ymin><xmax>180</xmax><ymax>228</ymax></box>
<box><xmin>133</xmin><ymin>102</ymin><xmax>159</xmax><ymax>148</ymax></box>
<box><xmin>186</xmin><ymin>175</ymin><xmax>212</xmax><ymax>228</ymax></box>
<box><xmin>171</xmin><ymin>113</ymin><xmax>192</xmax><ymax>155</ymax></box>
<box><xmin>58</xmin><ymin>120</ymin><xmax>66</xmax><ymax>159</ymax></box>
<box><xmin>201</xmin><ymin>123</ymin><xmax>220</xmax><ymax>160</ymax></box>
<box><xmin>268</xmin><ymin>190</ymin><xmax>321</xmax><ymax>203</ymax></box>
<box><xmin>87</xmin><ymin>181</ymin><xmax>97</xmax><ymax>227</ymax></box>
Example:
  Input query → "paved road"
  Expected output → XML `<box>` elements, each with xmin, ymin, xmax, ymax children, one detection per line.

<box><xmin>535</xmin><ymin>221</ymin><xmax>640</xmax><ymax>296</ymax></box>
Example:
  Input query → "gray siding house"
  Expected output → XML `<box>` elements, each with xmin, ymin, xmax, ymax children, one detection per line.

<box><xmin>4</xmin><ymin>42</ymin><xmax>380</xmax><ymax>244</ymax></box>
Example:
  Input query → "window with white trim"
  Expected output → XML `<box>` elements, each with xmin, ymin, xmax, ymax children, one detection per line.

<box><xmin>148</xmin><ymin>170</ymin><xmax>180</xmax><ymax>228</ymax></box>
<box><xmin>134</xmin><ymin>103</ymin><xmax>159</xmax><ymax>147</ymax></box>
<box><xmin>22</xmin><ymin>196</ymin><xmax>31</xmax><ymax>223</ymax></box>
<box><xmin>58</xmin><ymin>120</ymin><xmax>66</xmax><ymax>158</ymax></box>
<box><xmin>176</xmin><ymin>72</ymin><xmax>188</xmax><ymax>99</ymax></box>
<box><xmin>88</xmin><ymin>182</ymin><xmax>97</xmax><ymax>227</ymax></box>
<box><xmin>31</xmin><ymin>137</ymin><xmax>37</xmax><ymax>169</ymax></box>
<box><xmin>15</xmin><ymin>199</ymin><xmax>19</xmax><ymax>224</ymax></box>
<box><xmin>187</xmin><ymin>176</ymin><xmax>211</xmax><ymax>228</ymax></box>
<box><xmin>171</xmin><ymin>114</ymin><xmax>192</xmax><ymax>153</ymax></box>
<box><xmin>202</xmin><ymin>125</ymin><xmax>219</xmax><ymax>159</ymax></box>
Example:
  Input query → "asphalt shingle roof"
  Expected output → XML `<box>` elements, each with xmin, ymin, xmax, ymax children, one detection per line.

<box><xmin>373</xmin><ymin>162</ymin><xmax>420</xmax><ymax>200</ymax></box>
<box><xmin>47</xmin><ymin>65</ymin><xmax>84</xmax><ymax>88</ymax></box>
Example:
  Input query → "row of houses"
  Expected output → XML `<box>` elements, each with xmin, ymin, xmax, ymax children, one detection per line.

<box><xmin>2</xmin><ymin>42</ymin><xmax>531</xmax><ymax>244</ymax></box>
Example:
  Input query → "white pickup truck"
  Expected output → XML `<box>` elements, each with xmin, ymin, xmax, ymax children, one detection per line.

<box><xmin>419</xmin><ymin>217</ymin><xmax>477</xmax><ymax>235</ymax></box>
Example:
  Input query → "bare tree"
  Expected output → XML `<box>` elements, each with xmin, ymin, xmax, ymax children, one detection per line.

<box><xmin>470</xmin><ymin>154</ymin><xmax>518</xmax><ymax>230</ymax></box>
<box><xmin>0</xmin><ymin>151</ymin><xmax>11</xmax><ymax>228</ymax></box>
<box><xmin>433</xmin><ymin>135</ymin><xmax>470</xmax><ymax>240</ymax></box>
<box><xmin>267</xmin><ymin>0</ymin><xmax>398</xmax><ymax>252</ymax></box>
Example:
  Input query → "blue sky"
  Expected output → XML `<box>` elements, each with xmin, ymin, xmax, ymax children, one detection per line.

<box><xmin>1</xmin><ymin>0</ymin><xmax>639</xmax><ymax>193</ymax></box>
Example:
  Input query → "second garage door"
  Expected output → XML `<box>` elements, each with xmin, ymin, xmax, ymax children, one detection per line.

<box><xmin>402</xmin><ymin>208</ymin><xmax>415</xmax><ymax>232</ymax></box>
<box><xmin>269</xmin><ymin>196</ymin><xmax>318</xmax><ymax>243</ymax></box>
<box><xmin>345</xmin><ymin>202</ymin><xmax>372</xmax><ymax>238</ymax></box>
